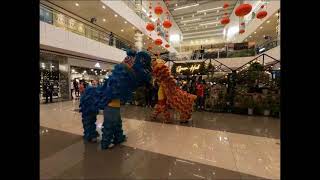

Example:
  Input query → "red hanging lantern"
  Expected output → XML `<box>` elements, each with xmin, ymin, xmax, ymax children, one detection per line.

<box><xmin>235</xmin><ymin>3</ymin><xmax>252</xmax><ymax>17</ymax></box>
<box><xmin>256</xmin><ymin>11</ymin><xmax>267</xmax><ymax>19</ymax></box>
<box><xmin>220</xmin><ymin>17</ymin><xmax>230</xmax><ymax>25</ymax></box>
<box><xmin>239</xmin><ymin>20</ymin><xmax>245</xmax><ymax>34</ymax></box>
<box><xmin>165</xmin><ymin>44</ymin><xmax>170</xmax><ymax>48</ymax></box>
<box><xmin>146</xmin><ymin>23</ymin><xmax>155</xmax><ymax>32</ymax></box>
<box><xmin>154</xmin><ymin>6</ymin><xmax>163</xmax><ymax>16</ymax></box>
<box><xmin>223</xmin><ymin>3</ymin><xmax>229</xmax><ymax>9</ymax></box>
<box><xmin>162</xmin><ymin>20</ymin><xmax>172</xmax><ymax>29</ymax></box>
<box><xmin>155</xmin><ymin>38</ymin><xmax>163</xmax><ymax>46</ymax></box>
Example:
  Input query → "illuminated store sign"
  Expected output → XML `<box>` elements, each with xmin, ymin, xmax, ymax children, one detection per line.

<box><xmin>176</xmin><ymin>64</ymin><xmax>200</xmax><ymax>73</ymax></box>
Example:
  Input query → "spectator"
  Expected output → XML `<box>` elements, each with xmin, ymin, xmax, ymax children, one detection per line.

<box><xmin>145</xmin><ymin>83</ymin><xmax>153</xmax><ymax>108</ymax></box>
<box><xmin>73</xmin><ymin>79</ymin><xmax>79</xmax><ymax>97</ymax></box>
<box><xmin>152</xmin><ymin>81</ymin><xmax>159</xmax><ymax>107</ymax></box>
<box><xmin>79</xmin><ymin>81</ymin><xmax>85</xmax><ymax>96</ymax></box>
<box><xmin>196</xmin><ymin>80</ymin><xmax>205</xmax><ymax>110</ymax></box>
<box><xmin>109</xmin><ymin>32</ymin><xmax>114</xmax><ymax>46</ymax></box>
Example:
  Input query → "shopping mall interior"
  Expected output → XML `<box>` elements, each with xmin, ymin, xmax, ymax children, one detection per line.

<box><xmin>40</xmin><ymin>0</ymin><xmax>280</xmax><ymax>179</ymax></box>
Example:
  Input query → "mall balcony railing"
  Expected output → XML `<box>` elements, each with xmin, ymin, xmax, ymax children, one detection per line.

<box><xmin>40</xmin><ymin>4</ymin><xmax>134</xmax><ymax>51</ymax></box>
<box><xmin>256</xmin><ymin>38</ymin><xmax>280</xmax><ymax>54</ymax></box>
<box><xmin>122</xmin><ymin>0</ymin><xmax>167</xmax><ymax>40</ymax></box>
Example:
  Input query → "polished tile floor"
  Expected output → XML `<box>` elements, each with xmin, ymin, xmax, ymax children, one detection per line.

<box><xmin>40</xmin><ymin>101</ymin><xmax>280</xmax><ymax>180</ymax></box>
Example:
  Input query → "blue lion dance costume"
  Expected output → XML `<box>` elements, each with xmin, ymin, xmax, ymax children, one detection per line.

<box><xmin>79</xmin><ymin>86</ymin><xmax>100</xmax><ymax>142</ymax></box>
<box><xmin>79</xmin><ymin>50</ymin><xmax>152</xmax><ymax>149</ymax></box>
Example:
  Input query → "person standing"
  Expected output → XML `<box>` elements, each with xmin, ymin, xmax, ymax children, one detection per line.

<box><xmin>144</xmin><ymin>83</ymin><xmax>152</xmax><ymax>108</ymax></box>
<box><xmin>73</xmin><ymin>79</ymin><xmax>79</xmax><ymax>97</ymax></box>
<box><xmin>79</xmin><ymin>81</ymin><xmax>85</xmax><ymax>96</ymax></box>
<box><xmin>196</xmin><ymin>80</ymin><xmax>205</xmax><ymax>110</ymax></box>
<box><xmin>109</xmin><ymin>32</ymin><xmax>114</xmax><ymax>46</ymax></box>
<box><xmin>152</xmin><ymin>81</ymin><xmax>159</xmax><ymax>107</ymax></box>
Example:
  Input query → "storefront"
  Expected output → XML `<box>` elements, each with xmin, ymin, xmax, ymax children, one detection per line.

<box><xmin>40</xmin><ymin>51</ymin><xmax>115</xmax><ymax>102</ymax></box>
<box><xmin>40</xmin><ymin>52</ymin><xmax>69</xmax><ymax>102</ymax></box>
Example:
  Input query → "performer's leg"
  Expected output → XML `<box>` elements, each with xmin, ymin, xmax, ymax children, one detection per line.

<box><xmin>113</xmin><ymin>111</ymin><xmax>126</xmax><ymax>144</ymax></box>
<box><xmin>82</xmin><ymin>113</ymin><xmax>98</xmax><ymax>142</ymax></box>
<box><xmin>101</xmin><ymin>107</ymin><xmax>115</xmax><ymax>149</ymax></box>
<box><xmin>163</xmin><ymin>105</ymin><xmax>172</xmax><ymax>123</ymax></box>
<box><xmin>151</xmin><ymin>103</ymin><xmax>162</xmax><ymax>120</ymax></box>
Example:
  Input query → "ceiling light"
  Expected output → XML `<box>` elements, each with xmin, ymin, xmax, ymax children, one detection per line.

<box><xmin>260</xmin><ymin>26</ymin><xmax>263</xmax><ymax>29</ymax></box>
<box><xmin>197</xmin><ymin>7</ymin><xmax>222</xmax><ymax>13</ymax></box>
<box><xmin>75</xmin><ymin>3</ymin><xmax>79</xmax><ymax>6</ymax></box>
<box><xmin>121</xmin><ymin>29</ymin><xmax>124</xmax><ymax>32</ymax></box>
<box><xmin>124</xmin><ymin>21</ymin><xmax>127</xmax><ymax>24</ymax></box>
<box><xmin>217</xmin><ymin>10</ymin><xmax>220</xmax><ymax>13</ymax></box>
<box><xmin>114</xmin><ymin>14</ymin><xmax>118</xmax><ymax>17</ymax></box>
<box><xmin>249</xmin><ymin>36</ymin><xmax>252</xmax><ymax>38</ymax></box>
<box><xmin>254</xmin><ymin>31</ymin><xmax>257</xmax><ymax>34</ymax></box>
<box><xmin>102</xmin><ymin>5</ymin><xmax>105</xmax><ymax>9</ymax></box>
<box><xmin>181</xmin><ymin>18</ymin><xmax>200</xmax><ymax>23</ymax></box>
<box><xmin>103</xmin><ymin>18</ymin><xmax>106</xmax><ymax>22</ymax></box>
<box><xmin>175</xmin><ymin>4</ymin><xmax>178</xmax><ymax>7</ymax></box>
<box><xmin>132</xmin><ymin>26</ymin><xmax>135</xmax><ymax>29</ymax></box>
<box><xmin>199</xmin><ymin>21</ymin><xmax>219</xmax><ymax>26</ymax></box>
<box><xmin>174</xmin><ymin>3</ymin><xmax>199</xmax><ymax>11</ymax></box>
<box><xmin>267</xmin><ymin>20</ymin><xmax>270</xmax><ymax>23</ymax></box>
<box><xmin>183</xmin><ymin>28</ymin><xmax>223</xmax><ymax>35</ymax></box>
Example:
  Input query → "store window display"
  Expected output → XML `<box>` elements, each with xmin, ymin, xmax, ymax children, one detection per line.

<box><xmin>70</xmin><ymin>66</ymin><xmax>111</xmax><ymax>99</ymax></box>
<box><xmin>40</xmin><ymin>52</ymin><xmax>70</xmax><ymax>102</ymax></box>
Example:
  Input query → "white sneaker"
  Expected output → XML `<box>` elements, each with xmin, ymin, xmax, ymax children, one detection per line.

<box><xmin>108</xmin><ymin>143</ymin><xmax>115</xmax><ymax>148</ymax></box>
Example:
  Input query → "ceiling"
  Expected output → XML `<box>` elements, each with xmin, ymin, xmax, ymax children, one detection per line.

<box><xmin>166</xmin><ymin>0</ymin><xmax>237</xmax><ymax>44</ymax></box>
<box><xmin>42</xmin><ymin>0</ymin><xmax>168</xmax><ymax>54</ymax></box>
<box><xmin>245</xmin><ymin>11</ymin><xmax>279</xmax><ymax>45</ymax></box>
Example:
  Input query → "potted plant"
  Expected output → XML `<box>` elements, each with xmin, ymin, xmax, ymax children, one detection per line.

<box><xmin>270</xmin><ymin>97</ymin><xmax>280</xmax><ymax>118</ymax></box>
<box><xmin>262</xmin><ymin>87</ymin><xmax>269</xmax><ymax>95</ymax></box>
<box><xmin>244</xmin><ymin>96</ymin><xmax>255</xmax><ymax>115</ymax></box>
<box><xmin>261</xmin><ymin>96</ymin><xmax>272</xmax><ymax>116</ymax></box>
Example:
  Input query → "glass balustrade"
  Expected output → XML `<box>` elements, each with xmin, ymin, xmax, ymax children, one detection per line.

<box><xmin>40</xmin><ymin>5</ymin><xmax>133</xmax><ymax>51</ymax></box>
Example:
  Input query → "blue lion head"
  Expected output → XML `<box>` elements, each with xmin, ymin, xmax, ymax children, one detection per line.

<box><xmin>132</xmin><ymin>51</ymin><xmax>152</xmax><ymax>87</ymax></box>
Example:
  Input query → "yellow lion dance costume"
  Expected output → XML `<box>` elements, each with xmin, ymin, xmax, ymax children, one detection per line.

<box><xmin>151</xmin><ymin>59</ymin><xmax>197</xmax><ymax>123</ymax></box>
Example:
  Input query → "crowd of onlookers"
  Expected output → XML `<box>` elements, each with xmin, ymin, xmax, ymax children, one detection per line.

<box><xmin>60</xmin><ymin>77</ymin><xmax>227</xmax><ymax>112</ymax></box>
<box><xmin>137</xmin><ymin>77</ymin><xmax>227</xmax><ymax>111</ymax></box>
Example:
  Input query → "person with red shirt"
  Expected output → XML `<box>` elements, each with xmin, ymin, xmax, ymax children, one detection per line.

<box><xmin>196</xmin><ymin>80</ymin><xmax>205</xmax><ymax>110</ymax></box>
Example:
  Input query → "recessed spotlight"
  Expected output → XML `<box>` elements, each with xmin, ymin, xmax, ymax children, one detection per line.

<box><xmin>260</xmin><ymin>26</ymin><xmax>263</xmax><ymax>29</ymax></box>
<box><xmin>102</xmin><ymin>5</ymin><xmax>105</xmax><ymax>9</ymax></box>
<box><xmin>175</xmin><ymin>4</ymin><xmax>178</xmax><ymax>7</ymax></box>
<box><xmin>103</xmin><ymin>18</ymin><xmax>106</xmax><ymax>22</ymax></box>
<box><xmin>267</xmin><ymin>20</ymin><xmax>270</xmax><ymax>23</ymax></box>
<box><xmin>132</xmin><ymin>26</ymin><xmax>135</xmax><ymax>29</ymax></box>
<box><xmin>114</xmin><ymin>14</ymin><xmax>118</xmax><ymax>17</ymax></box>
<box><xmin>124</xmin><ymin>21</ymin><xmax>127</xmax><ymax>24</ymax></box>
<box><xmin>254</xmin><ymin>31</ymin><xmax>257</xmax><ymax>34</ymax></box>
<box><xmin>75</xmin><ymin>3</ymin><xmax>79</xmax><ymax>6</ymax></box>
<box><xmin>249</xmin><ymin>36</ymin><xmax>252</xmax><ymax>38</ymax></box>
<box><xmin>121</xmin><ymin>29</ymin><xmax>124</xmax><ymax>32</ymax></box>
